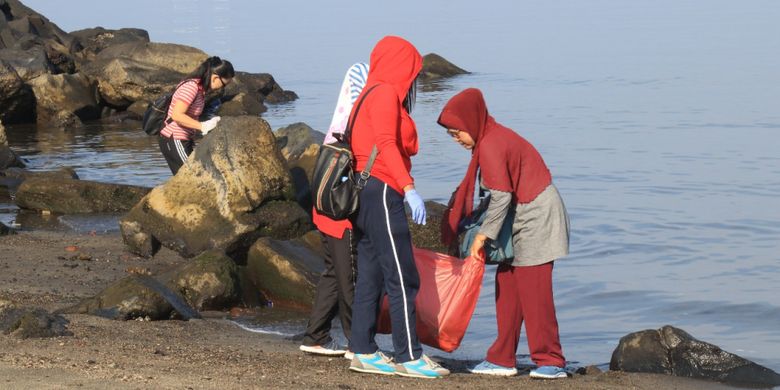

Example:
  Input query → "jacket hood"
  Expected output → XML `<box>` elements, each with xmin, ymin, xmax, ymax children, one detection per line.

<box><xmin>366</xmin><ymin>36</ymin><xmax>423</xmax><ymax>102</ymax></box>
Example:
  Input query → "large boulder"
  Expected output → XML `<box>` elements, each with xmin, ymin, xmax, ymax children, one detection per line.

<box><xmin>28</xmin><ymin>72</ymin><xmax>100</xmax><ymax>125</ymax></box>
<box><xmin>0</xmin><ymin>60</ymin><xmax>35</xmax><ymax>124</ymax></box>
<box><xmin>63</xmin><ymin>274</ymin><xmax>199</xmax><ymax>321</ymax></box>
<box><xmin>81</xmin><ymin>41</ymin><xmax>207</xmax><ymax>109</ymax></box>
<box><xmin>216</xmin><ymin>91</ymin><xmax>267</xmax><ymax>116</ymax></box>
<box><xmin>70</xmin><ymin>27</ymin><xmax>150</xmax><ymax>60</ymax></box>
<box><xmin>418</xmin><ymin>53</ymin><xmax>469</xmax><ymax>82</ymax></box>
<box><xmin>0</xmin><ymin>167</ymin><xmax>77</xmax><ymax>189</ymax></box>
<box><xmin>273</xmin><ymin>122</ymin><xmax>324</xmax><ymax>211</ymax></box>
<box><xmin>215</xmin><ymin>72</ymin><xmax>299</xmax><ymax>117</ymax></box>
<box><xmin>96</xmin><ymin>41</ymin><xmax>206</xmax><ymax>74</ymax></box>
<box><xmin>15</xmin><ymin>177</ymin><xmax>150</xmax><ymax>213</ymax></box>
<box><xmin>245</xmin><ymin>237</ymin><xmax>324</xmax><ymax>309</ymax></box>
<box><xmin>0</xmin><ymin>120</ymin><xmax>25</xmax><ymax>169</ymax></box>
<box><xmin>0</xmin><ymin>0</ymin><xmax>78</xmax><ymax>53</ymax></box>
<box><xmin>120</xmin><ymin>115</ymin><xmax>298</xmax><ymax>258</ymax></box>
<box><xmin>0</xmin><ymin>47</ymin><xmax>50</xmax><ymax>81</ymax></box>
<box><xmin>611</xmin><ymin>325</ymin><xmax>780</xmax><ymax>387</ymax></box>
<box><xmin>0</xmin><ymin>304</ymin><xmax>71</xmax><ymax>339</ymax></box>
<box><xmin>67</xmin><ymin>252</ymin><xmax>245</xmax><ymax>320</ymax></box>
<box><xmin>168</xmin><ymin>250</ymin><xmax>241</xmax><ymax>311</ymax></box>
<box><xmin>81</xmin><ymin>56</ymin><xmax>185</xmax><ymax>109</ymax></box>
<box><xmin>230</xmin><ymin>71</ymin><xmax>298</xmax><ymax>104</ymax></box>
<box><xmin>0</xmin><ymin>1</ymin><xmax>77</xmax><ymax>77</ymax></box>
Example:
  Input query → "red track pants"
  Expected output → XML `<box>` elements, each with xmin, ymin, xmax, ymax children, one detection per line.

<box><xmin>485</xmin><ymin>261</ymin><xmax>565</xmax><ymax>368</ymax></box>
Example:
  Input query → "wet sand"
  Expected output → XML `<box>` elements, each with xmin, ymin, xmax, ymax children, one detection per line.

<box><xmin>0</xmin><ymin>230</ymin><xmax>738</xmax><ymax>389</ymax></box>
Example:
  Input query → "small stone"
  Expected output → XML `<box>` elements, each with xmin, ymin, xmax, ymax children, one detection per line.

<box><xmin>65</xmin><ymin>246</ymin><xmax>79</xmax><ymax>252</ymax></box>
<box><xmin>576</xmin><ymin>365</ymin><xmax>603</xmax><ymax>375</ymax></box>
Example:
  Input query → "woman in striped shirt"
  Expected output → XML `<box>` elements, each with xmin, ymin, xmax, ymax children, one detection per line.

<box><xmin>158</xmin><ymin>56</ymin><xmax>235</xmax><ymax>174</ymax></box>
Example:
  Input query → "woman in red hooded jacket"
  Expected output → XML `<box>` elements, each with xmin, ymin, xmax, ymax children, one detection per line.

<box><xmin>439</xmin><ymin>88</ymin><xmax>570</xmax><ymax>379</ymax></box>
<box><xmin>347</xmin><ymin>36</ymin><xmax>449</xmax><ymax>379</ymax></box>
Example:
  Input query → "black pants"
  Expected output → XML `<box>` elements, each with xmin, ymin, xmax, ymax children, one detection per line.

<box><xmin>302</xmin><ymin>229</ymin><xmax>357</xmax><ymax>347</ymax></box>
<box><xmin>351</xmin><ymin>177</ymin><xmax>422</xmax><ymax>363</ymax></box>
<box><xmin>158</xmin><ymin>135</ymin><xmax>194</xmax><ymax>175</ymax></box>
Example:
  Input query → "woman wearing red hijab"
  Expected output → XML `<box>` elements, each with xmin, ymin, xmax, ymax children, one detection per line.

<box><xmin>347</xmin><ymin>36</ymin><xmax>449</xmax><ymax>379</ymax></box>
<box><xmin>439</xmin><ymin>88</ymin><xmax>570</xmax><ymax>379</ymax></box>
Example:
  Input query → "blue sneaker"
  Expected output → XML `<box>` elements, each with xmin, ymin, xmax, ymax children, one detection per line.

<box><xmin>468</xmin><ymin>360</ymin><xmax>518</xmax><ymax>376</ymax></box>
<box><xmin>349</xmin><ymin>351</ymin><xmax>396</xmax><ymax>375</ymax></box>
<box><xmin>394</xmin><ymin>354</ymin><xmax>449</xmax><ymax>378</ymax></box>
<box><xmin>529</xmin><ymin>365</ymin><xmax>568</xmax><ymax>379</ymax></box>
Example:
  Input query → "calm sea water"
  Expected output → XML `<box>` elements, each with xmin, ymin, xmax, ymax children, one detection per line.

<box><xmin>6</xmin><ymin>0</ymin><xmax>779</xmax><ymax>371</ymax></box>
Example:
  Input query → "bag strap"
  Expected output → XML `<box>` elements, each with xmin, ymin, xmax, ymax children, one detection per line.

<box><xmin>343</xmin><ymin>84</ymin><xmax>379</xmax><ymax>142</ymax></box>
<box><xmin>342</xmin><ymin>85</ymin><xmax>380</xmax><ymax>189</ymax></box>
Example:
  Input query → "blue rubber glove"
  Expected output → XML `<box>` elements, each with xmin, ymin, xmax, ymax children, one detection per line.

<box><xmin>404</xmin><ymin>189</ymin><xmax>427</xmax><ymax>225</ymax></box>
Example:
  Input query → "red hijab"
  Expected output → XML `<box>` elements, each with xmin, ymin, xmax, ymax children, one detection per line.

<box><xmin>438</xmin><ymin>88</ymin><xmax>551</xmax><ymax>246</ymax></box>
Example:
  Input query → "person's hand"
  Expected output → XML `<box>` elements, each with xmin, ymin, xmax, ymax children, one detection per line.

<box><xmin>404</xmin><ymin>189</ymin><xmax>427</xmax><ymax>225</ymax></box>
<box><xmin>470</xmin><ymin>234</ymin><xmax>487</xmax><ymax>262</ymax></box>
<box><xmin>200</xmin><ymin>116</ymin><xmax>221</xmax><ymax>135</ymax></box>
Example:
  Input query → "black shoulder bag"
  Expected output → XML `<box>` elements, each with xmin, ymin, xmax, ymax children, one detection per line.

<box><xmin>311</xmin><ymin>85</ymin><xmax>379</xmax><ymax>220</ymax></box>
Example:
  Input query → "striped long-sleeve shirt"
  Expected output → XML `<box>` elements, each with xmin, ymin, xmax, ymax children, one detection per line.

<box><xmin>160</xmin><ymin>79</ymin><xmax>206</xmax><ymax>141</ymax></box>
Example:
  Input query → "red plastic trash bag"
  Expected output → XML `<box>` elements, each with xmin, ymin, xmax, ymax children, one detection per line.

<box><xmin>377</xmin><ymin>247</ymin><xmax>485</xmax><ymax>352</ymax></box>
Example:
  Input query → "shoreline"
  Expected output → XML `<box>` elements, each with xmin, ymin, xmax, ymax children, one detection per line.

<box><xmin>0</xmin><ymin>230</ymin><xmax>738</xmax><ymax>389</ymax></box>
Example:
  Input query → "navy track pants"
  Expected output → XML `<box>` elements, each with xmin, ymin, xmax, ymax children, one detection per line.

<box><xmin>350</xmin><ymin>177</ymin><xmax>422</xmax><ymax>363</ymax></box>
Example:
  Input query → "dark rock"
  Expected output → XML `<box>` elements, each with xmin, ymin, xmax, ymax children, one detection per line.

<box><xmin>96</xmin><ymin>41</ymin><xmax>206</xmax><ymax>75</ymax></box>
<box><xmin>62</xmin><ymin>274</ymin><xmax>200</xmax><ymax>320</ymax></box>
<box><xmin>575</xmin><ymin>365</ymin><xmax>603</xmax><ymax>375</ymax></box>
<box><xmin>0</xmin><ymin>46</ymin><xmax>50</xmax><ymax>81</ymax></box>
<box><xmin>0</xmin><ymin>304</ymin><xmax>71</xmax><ymax>339</ymax></box>
<box><xmin>0</xmin><ymin>167</ymin><xmax>78</xmax><ymax>189</ymax></box>
<box><xmin>0</xmin><ymin>120</ymin><xmax>25</xmax><ymax>169</ymax></box>
<box><xmin>70</xmin><ymin>27</ymin><xmax>149</xmax><ymax>60</ymax></box>
<box><xmin>80</xmin><ymin>41</ymin><xmax>207</xmax><ymax>109</ymax></box>
<box><xmin>245</xmin><ymin>237</ymin><xmax>324</xmax><ymax>309</ymax></box>
<box><xmin>168</xmin><ymin>250</ymin><xmax>240</xmax><ymax>311</ymax></box>
<box><xmin>28</xmin><ymin>72</ymin><xmax>100</xmax><ymax>124</ymax></box>
<box><xmin>217</xmin><ymin>91</ymin><xmax>266</xmax><ymax>116</ymax></box>
<box><xmin>610</xmin><ymin>325</ymin><xmax>780</xmax><ymax>387</ymax></box>
<box><xmin>294</xmin><ymin>230</ymin><xmax>325</xmax><ymax>259</ymax></box>
<box><xmin>274</xmin><ymin>122</ymin><xmax>325</xmax><ymax>162</ymax></box>
<box><xmin>0</xmin><ymin>0</ymin><xmax>77</xmax><ymax>53</ymax></box>
<box><xmin>418</xmin><ymin>53</ymin><xmax>469</xmax><ymax>82</ymax></box>
<box><xmin>15</xmin><ymin>177</ymin><xmax>151</xmax><ymax>213</ymax></box>
<box><xmin>120</xmin><ymin>116</ymin><xmax>295</xmax><ymax>258</ymax></box>
<box><xmin>251</xmin><ymin>200</ymin><xmax>313</xmax><ymax>241</ymax></box>
<box><xmin>228</xmin><ymin>71</ymin><xmax>297</xmax><ymax>104</ymax></box>
<box><xmin>273</xmin><ymin>122</ymin><xmax>325</xmax><ymax>212</ymax></box>
<box><xmin>0</xmin><ymin>60</ymin><xmax>35</xmax><ymax>124</ymax></box>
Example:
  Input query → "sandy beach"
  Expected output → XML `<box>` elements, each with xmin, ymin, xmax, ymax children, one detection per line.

<box><xmin>0</xmin><ymin>230</ymin><xmax>739</xmax><ymax>390</ymax></box>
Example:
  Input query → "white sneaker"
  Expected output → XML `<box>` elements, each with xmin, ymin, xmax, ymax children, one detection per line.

<box><xmin>299</xmin><ymin>339</ymin><xmax>347</xmax><ymax>356</ymax></box>
<box><xmin>468</xmin><ymin>360</ymin><xmax>518</xmax><ymax>376</ymax></box>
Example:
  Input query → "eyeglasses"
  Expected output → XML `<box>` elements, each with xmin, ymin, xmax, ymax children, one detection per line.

<box><xmin>219</xmin><ymin>76</ymin><xmax>231</xmax><ymax>86</ymax></box>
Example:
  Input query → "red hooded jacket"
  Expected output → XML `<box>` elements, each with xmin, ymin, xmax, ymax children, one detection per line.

<box><xmin>350</xmin><ymin>36</ymin><xmax>423</xmax><ymax>194</ymax></box>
